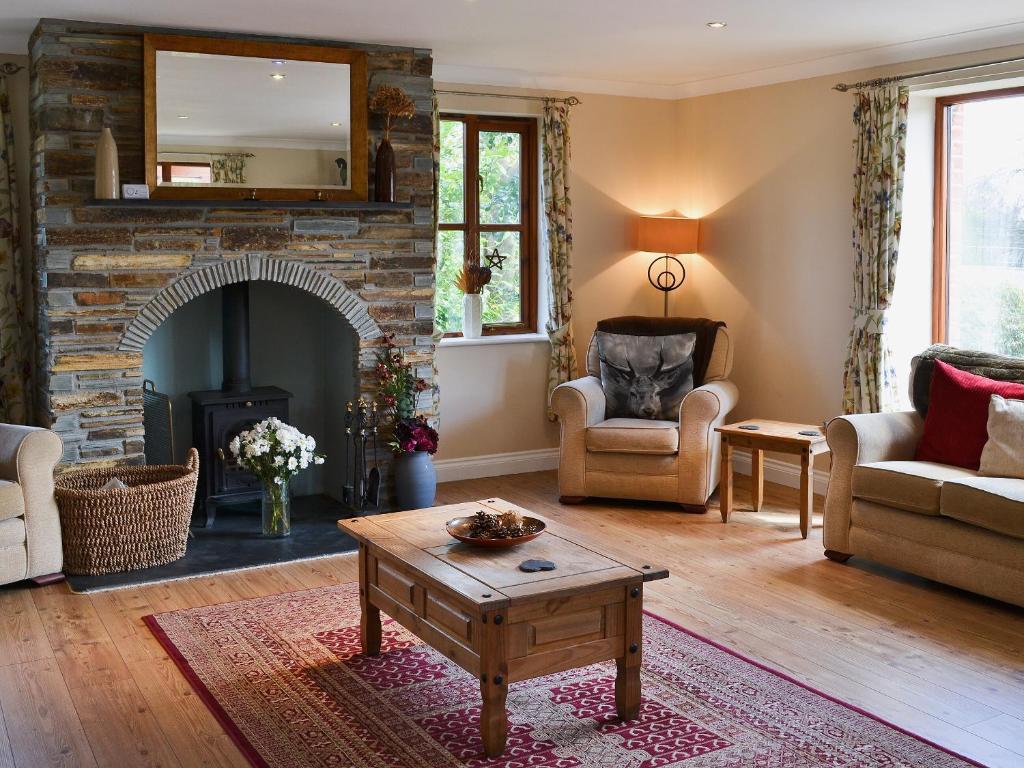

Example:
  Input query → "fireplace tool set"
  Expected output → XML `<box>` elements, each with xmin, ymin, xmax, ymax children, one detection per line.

<box><xmin>343</xmin><ymin>399</ymin><xmax>381</xmax><ymax>513</ymax></box>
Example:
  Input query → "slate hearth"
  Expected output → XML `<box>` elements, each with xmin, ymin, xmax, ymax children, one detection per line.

<box><xmin>66</xmin><ymin>495</ymin><xmax>359</xmax><ymax>593</ymax></box>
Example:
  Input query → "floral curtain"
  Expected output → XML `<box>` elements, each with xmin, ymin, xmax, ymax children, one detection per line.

<box><xmin>211</xmin><ymin>154</ymin><xmax>247</xmax><ymax>184</ymax></box>
<box><xmin>842</xmin><ymin>85</ymin><xmax>908</xmax><ymax>414</ymax></box>
<box><xmin>0</xmin><ymin>75</ymin><xmax>30</xmax><ymax>424</ymax></box>
<box><xmin>542</xmin><ymin>102</ymin><xmax>578</xmax><ymax>420</ymax></box>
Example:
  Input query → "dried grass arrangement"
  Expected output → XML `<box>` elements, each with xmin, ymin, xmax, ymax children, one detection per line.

<box><xmin>455</xmin><ymin>264</ymin><xmax>492</xmax><ymax>295</ymax></box>
<box><xmin>369</xmin><ymin>85</ymin><xmax>416</xmax><ymax>140</ymax></box>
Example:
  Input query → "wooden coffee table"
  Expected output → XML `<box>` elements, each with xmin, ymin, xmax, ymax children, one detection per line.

<box><xmin>715</xmin><ymin>419</ymin><xmax>830</xmax><ymax>539</ymax></box>
<box><xmin>337</xmin><ymin>498</ymin><xmax>668</xmax><ymax>758</ymax></box>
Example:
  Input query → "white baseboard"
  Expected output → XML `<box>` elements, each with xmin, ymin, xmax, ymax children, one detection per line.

<box><xmin>434</xmin><ymin>446</ymin><xmax>830</xmax><ymax>495</ymax></box>
<box><xmin>434</xmin><ymin>447</ymin><xmax>560</xmax><ymax>483</ymax></box>
<box><xmin>732</xmin><ymin>449</ymin><xmax>830</xmax><ymax>496</ymax></box>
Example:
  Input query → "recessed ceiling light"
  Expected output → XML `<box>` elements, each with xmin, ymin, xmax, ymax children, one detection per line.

<box><xmin>706</xmin><ymin>21</ymin><xmax>727</xmax><ymax>29</ymax></box>
<box><xmin>271</xmin><ymin>59</ymin><xmax>286</xmax><ymax>65</ymax></box>
<box><xmin>176</xmin><ymin>114</ymin><xmax>189</xmax><ymax>119</ymax></box>
<box><xmin>330</xmin><ymin>121</ymin><xmax>341</xmax><ymax>127</ymax></box>
<box><xmin>270</xmin><ymin>72</ymin><xmax>286</xmax><ymax>80</ymax></box>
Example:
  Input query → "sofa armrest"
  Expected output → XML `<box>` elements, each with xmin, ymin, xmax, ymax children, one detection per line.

<box><xmin>551</xmin><ymin>376</ymin><xmax>606</xmax><ymax>498</ymax></box>
<box><xmin>823</xmin><ymin>411</ymin><xmax>923</xmax><ymax>555</ymax></box>
<box><xmin>677</xmin><ymin>379</ymin><xmax>739</xmax><ymax>505</ymax></box>
<box><xmin>0</xmin><ymin>425</ymin><xmax>64</xmax><ymax>577</ymax></box>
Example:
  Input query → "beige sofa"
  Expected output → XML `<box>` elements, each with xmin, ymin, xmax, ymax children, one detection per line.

<box><xmin>824</xmin><ymin>411</ymin><xmax>1024</xmax><ymax>607</ymax></box>
<box><xmin>551</xmin><ymin>325</ymin><xmax>737</xmax><ymax>510</ymax></box>
<box><xmin>0</xmin><ymin>425</ymin><xmax>64</xmax><ymax>585</ymax></box>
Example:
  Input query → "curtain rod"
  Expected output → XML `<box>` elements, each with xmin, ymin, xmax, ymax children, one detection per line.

<box><xmin>833</xmin><ymin>53</ymin><xmax>1024</xmax><ymax>92</ymax></box>
<box><xmin>1</xmin><ymin>62</ymin><xmax>25</xmax><ymax>75</ymax></box>
<box><xmin>434</xmin><ymin>89</ymin><xmax>581</xmax><ymax>106</ymax></box>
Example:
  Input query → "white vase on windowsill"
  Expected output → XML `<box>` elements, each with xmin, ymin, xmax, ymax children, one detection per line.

<box><xmin>462</xmin><ymin>293</ymin><xmax>483</xmax><ymax>339</ymax></box>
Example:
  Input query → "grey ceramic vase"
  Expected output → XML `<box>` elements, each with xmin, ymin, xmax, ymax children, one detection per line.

<box><xmin>394</xmin><ymin>450</ymin><xmax>436</xmax><ymax>510</ymax></box>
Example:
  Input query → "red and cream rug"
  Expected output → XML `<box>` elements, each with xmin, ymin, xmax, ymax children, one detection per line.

<box><xmin>144</xmin><ymin>583</ymin><xmax>981</xmax><ymax>767</ymax></box>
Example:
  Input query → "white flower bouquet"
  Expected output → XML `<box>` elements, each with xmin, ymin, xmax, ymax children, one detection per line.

<box><xmin>228</xmin><ymin>417</ymin><xmax>324</xmax><ymax>536</ymax></box>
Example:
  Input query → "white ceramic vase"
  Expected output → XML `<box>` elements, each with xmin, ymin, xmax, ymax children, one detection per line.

<box><xmin>94</xmin><ymin>127</ymin><xmax>120</xmax><ymax>200</ymax></box>
<box><xmin>462</xmin><ymin>293</ymin><xmax>483</xmax><ymax>339</ymax></box>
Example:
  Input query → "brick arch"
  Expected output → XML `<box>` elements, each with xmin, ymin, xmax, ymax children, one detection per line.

<box><xmin>118</xmin><ymin>255</ymin><xmax>381</xmax><ymax>352</ymax></box>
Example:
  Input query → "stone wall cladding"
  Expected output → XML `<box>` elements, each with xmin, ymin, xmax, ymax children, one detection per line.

<box><xmin>31</xmin><ymin>19</ymin><xmax>436</xmax><ymax>474</ymax></box>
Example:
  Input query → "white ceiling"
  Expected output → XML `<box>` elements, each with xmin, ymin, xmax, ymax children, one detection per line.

<box><xmin>156</xmin><ymin>52</ymin><xmax>350</xmax><ymax>149</ymax></box>
<box><xmin>3</xmin><ymin>1</ymin><xmax>1024</xmax><ymax>98</ymax></box>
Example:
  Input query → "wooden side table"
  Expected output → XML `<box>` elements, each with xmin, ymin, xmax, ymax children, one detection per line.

<box><xmin>715</xmin><ymin>419</ymin><xmax>830</xmax><ymax>539</ymax></box>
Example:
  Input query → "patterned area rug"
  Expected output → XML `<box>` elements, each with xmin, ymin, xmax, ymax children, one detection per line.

<box><xmin>144</xmin><ymin>583</ymin><xmax>981</xmax><ymax>767</ymax></box>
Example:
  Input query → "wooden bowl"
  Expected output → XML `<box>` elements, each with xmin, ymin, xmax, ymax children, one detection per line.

<box><xmin>445</xmin><ymin>515</ymin><xmax>546</xmax><ymax>548</ymax></box>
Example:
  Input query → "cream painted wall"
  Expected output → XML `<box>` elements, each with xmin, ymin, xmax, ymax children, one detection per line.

<box><xmin>670</xmin><ymin>43</ymin><xmax>1024</xmax><ymax>472</ymax></box>
<box><xmin>432</xmin><ymin>87</ymin><xmax>681</xmax><ymax>462</ymax></box>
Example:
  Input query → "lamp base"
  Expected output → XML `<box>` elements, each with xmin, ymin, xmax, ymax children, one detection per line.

<box><xmin>648</xmin><ymin>253</ymin><xmax>686</xmax><ymax>318</ymax></box>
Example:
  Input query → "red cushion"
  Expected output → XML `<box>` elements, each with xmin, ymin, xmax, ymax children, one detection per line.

<box><xmin>915</xmin><ymin>360</ymin><xmax>1024</xmax><ymax>470</ymax></box>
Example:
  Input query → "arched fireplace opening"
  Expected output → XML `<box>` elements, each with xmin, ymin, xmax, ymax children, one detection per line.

<box><xmin>142</xmin><ymin>279</ymin><xmax>357</xmax><ymax>527</ymax></box>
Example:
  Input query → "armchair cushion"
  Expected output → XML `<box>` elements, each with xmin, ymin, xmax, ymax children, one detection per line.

<box><xmin>852</xmin><ymin>461</ymin><xmax>977</xmax><ymax>516</ymax></box>
<box><xmin>586</xmin><ymin>419</ymin><xmax>678</xmax><ymax>455</ymax></box>
<box><xmin>595</xmin><ymin>331</ymin><xmax>696</xmax><ymax>419</ymax></box>
<box><xmin>0</xmin><ymin>480</ymin><xmax>24</xmax><ymax>522</ymax></box>
<box><xmin>0</xmin><ymin>517</ymin><xmax>25</xmax><ymax>548</ymax></box>
<box><xmin>941</xmin><ymin>477</ymin><xmax>1024</xmax><ymax>540</ymax></box>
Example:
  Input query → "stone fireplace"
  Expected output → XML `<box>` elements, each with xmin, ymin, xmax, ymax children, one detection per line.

<box><xmin>30</xmin><ymin>19</ymin><xmax>437</xmax><ymax>507</ymax></box>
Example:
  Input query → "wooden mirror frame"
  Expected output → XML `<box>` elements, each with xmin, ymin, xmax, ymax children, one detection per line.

<box><xmin>143</xmin><ymin>34</ymin><xmax>368</xmax><ymax>201</ymax></box>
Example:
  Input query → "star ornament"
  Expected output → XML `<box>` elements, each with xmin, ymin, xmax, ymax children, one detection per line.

<box><xmin>485</xmin><ymin>247</ymin><xmax>508</xmax><ymax>271</ymax></box>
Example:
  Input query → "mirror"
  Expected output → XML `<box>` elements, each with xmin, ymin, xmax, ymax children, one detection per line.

<box><xmin>144</xmin><ymin>35</ymin><xmax>367</xmax><ymax>201</ymax></box>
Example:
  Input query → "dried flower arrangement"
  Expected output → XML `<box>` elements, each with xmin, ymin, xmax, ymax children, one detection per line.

<box><xmin>455</xmin><ymin>264</ymin><xmax>492</xmax><ymax>295</ymax></box>
<box><xmin>368</xmin><ymin>85</ymin><xmax>416</xmax><ymax>141</ymax></box>
<box><xmin>465</xmin><ymin>509</ymin><xmax>542</xmax><ymax>539</ymax></box>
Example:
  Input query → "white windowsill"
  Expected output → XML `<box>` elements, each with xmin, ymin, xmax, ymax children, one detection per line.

<box><xmin>439</xmin><ymin>333</ymin><xmax>549</xmax><ymax>348</ymax></box>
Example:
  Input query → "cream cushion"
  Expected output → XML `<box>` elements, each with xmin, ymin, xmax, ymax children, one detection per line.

<box><xmin>851</xmin><ymin>461</ymin><xmax>977</xmax><ymax>516</ymax></box>
<box><xmin>0</xmin><ymin>480</ymin><xmax>24</xmax><ymax>522</ymax></box>
<box><xmin>586</xmin><ymin>419</ymin><xmax>679</xmax><ymax>455</ymax></box>
<box><xmin>0</xmin><ymin>517</ymin><xmax>25</xmax><ymax>548</ymax></box>
<box><xmin>979</xmin><ymin>395</ymin><xmax>1024</xmax><ymax>479</ymax></box>
<box><xmin>941</xmin><ymin>477</ymin><xmax>1024</xmax><ymax>540</ymax></box>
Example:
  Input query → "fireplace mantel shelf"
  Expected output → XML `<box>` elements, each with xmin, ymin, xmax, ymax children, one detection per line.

<box><xmin>85</xmin><ymin>199</ymin><xmax>414</xmax><ymax>210</ymax></box>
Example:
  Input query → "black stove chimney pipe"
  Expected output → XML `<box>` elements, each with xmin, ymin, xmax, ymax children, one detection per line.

<box><xmin>221</xmin><ymin>282</ymin><xmax>252</xmax><ymax>393</ymax></box>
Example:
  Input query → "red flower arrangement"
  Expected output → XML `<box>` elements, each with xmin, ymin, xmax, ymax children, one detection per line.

<box><xmin>374</xmin><ymin>334</ymin><xmax>439</xmax><ymax>455</ymax></box>
<box><xmin>392</xmin><ymin>416</ymin><xmax>439</xmax><ymax>455</ymax></box>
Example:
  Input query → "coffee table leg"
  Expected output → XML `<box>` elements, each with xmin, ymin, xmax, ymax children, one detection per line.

<box><xmin>480</xmin><ymin>609</ymin><xmax>508</xmax><ymax>757</ymax></box>
<box><xmin>358</xmin><ymin>544</ymin><xmax>381</xmax><ymax>656</ymax></box>
<box><xmin>480</xmin><ymin>676</ymin><xmax>508</xmax><ymax>757</ymax></box>
<box><xmin>615</xmin><ymin>582</ymin><xmax>642</xmax><ymax>720</ymax></box>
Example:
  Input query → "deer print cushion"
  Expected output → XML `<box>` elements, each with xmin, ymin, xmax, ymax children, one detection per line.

<box><xmin>596</xmin><ymin>331</ymin><xmax>697</xmax><ymax>420</ymax></box>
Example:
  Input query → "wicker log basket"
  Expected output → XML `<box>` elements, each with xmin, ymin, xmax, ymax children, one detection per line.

<box><xmin>55</xmin><ymin>449</ymin><xmax>199</xmax><ymax>576</ymax></box>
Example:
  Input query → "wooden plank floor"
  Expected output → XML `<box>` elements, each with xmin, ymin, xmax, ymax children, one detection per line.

<box><xmin>1</xmin><ymin>471</ymin><xmax>1022</xmax><ymax>767</ymax></box>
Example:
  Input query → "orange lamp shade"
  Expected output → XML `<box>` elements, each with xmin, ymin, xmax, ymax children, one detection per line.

<box><xmin>636</xmin><ymin>215</ymin><xmax>700</xmax><ymax>254</ymax></box>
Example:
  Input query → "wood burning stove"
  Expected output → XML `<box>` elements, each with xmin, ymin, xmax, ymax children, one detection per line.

<box><xmin>190</xmin><ymin>282</ymin><xmax>291</xmax><ymax>526</ymax></box>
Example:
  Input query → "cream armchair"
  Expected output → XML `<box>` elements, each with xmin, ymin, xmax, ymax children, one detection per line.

<box><xmin>552</xmin><ymin>323</ymin><xmax>737</xmax><ymax>511</ymax></box>
<box><xmin>0</xmin><ymin>424</ymin><xmax>64</xmax><ymax>585</ymax></box>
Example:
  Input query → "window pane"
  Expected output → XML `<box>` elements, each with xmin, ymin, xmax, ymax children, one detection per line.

<box><xmin>480</xmin><ymin>231</ymin><xmax>521</xmax><ymax>325</ymax></box>
<box><xmin>439</xmin><ymin>120</ymin><xmax>465</xmax><ymax>224</ymax></box>
<box><xmin>947</xmin><ymin>97</ymin><xmax>1024</xmax><ymax>356</ymax></box>
<box><xmin>479</xmin><ymin>131</ymin><xmax>521</xmax><ymax>225</ymax></box>
<box><xmin>435</xmin><ymin>230</ymin><xmax>465</xmax><ymax>333</ymax></box>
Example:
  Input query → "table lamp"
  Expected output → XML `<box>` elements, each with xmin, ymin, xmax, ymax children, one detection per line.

<box><xmin>635</xmin><ymin>215</ymin><xmax>700</xmax><ymax>317</ymax></box>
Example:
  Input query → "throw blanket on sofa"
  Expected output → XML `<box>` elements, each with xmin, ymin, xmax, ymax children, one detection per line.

<box><xmin>595</xmin><ymin>316</ymin><xmax>725</xmax><ymax>388</ymax></box>
<box><xmin>911</xmin><ymin>344</ymin><xmax>1024</xmax><ymax>416</ymax></box>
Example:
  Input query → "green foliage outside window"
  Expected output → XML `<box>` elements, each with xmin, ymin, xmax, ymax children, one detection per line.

<box><xmin>436</xmin><ymin>119</ymin><xmax>526</xmax><ymax>334</ymax></box>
